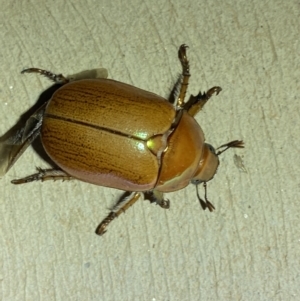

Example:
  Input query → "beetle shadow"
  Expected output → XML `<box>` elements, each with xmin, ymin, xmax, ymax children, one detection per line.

<box><xmin>0</xmin><ymin>84</ymin><xmax>64</xmax><ymax>168</ymax></box>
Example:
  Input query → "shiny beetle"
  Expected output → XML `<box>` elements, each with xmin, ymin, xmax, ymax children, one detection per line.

<box><xmin>0</xmin><ymin>45</ymin><xmax>244</xmax><ymax>235</ymax></box>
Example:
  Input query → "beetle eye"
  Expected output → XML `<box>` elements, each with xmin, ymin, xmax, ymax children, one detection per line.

<box><xmin>206</xmin><ymin>144</ymin><xmax>216</xmax><ymax>154</ymax></box>
<box><xmin>191</xmin><ymin>179</ymin><xmax>202</xmax><ymax>185</ymax></box>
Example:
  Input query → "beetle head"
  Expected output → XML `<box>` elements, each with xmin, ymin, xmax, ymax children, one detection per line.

<box><xmin>191</xmin><ymin>140</ymin><xmax>244</xmax><ymax>211</ymax></box>
<box><xmin>192</xmin><ymin>140</ymin><xmax>244</xmax><ymax>184</ymax></box>
<box><xmin>191</xmin><ymin>143</ymin><xmax>219</xmax><ymax>184</ymax></box>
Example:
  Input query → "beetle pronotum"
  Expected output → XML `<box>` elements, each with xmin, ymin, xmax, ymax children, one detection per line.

<box><xmin>0</xmin><ymin>45</ymin><xmax>244</xmax><ymax>235</ymax></box>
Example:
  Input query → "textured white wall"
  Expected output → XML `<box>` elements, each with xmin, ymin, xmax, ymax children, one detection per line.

<box><xmin>0</xmin><ymin>0</ymin><xmax>299</xmax><ymax>300</ymax></box>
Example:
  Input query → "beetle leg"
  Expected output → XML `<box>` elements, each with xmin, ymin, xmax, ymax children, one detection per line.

<box><xmin>21</xmin><ymin>68</ymin><xmax>70</xmax><ymax>84</ymax></box>
<box><xmin>96</xmin><ymin>192</ymin><xmax>141</xmax><ymax>236</ymax></box>
<box><xmin>184</xmin><ymin>86</ymin><xmax>222</xmax><ymax>117</ymax></box>
<box><xmin>151</xmin><ymin>190</ymin><xmax>170</xmax><ymax>209</ymax></box>
<box><xmin>11</xmin><ymin>168</ymin><xmax>73</xmax><ymax>184</ymax></box>
<box><xmin>176</xmin><ymin>44</ymin><xmax>190</xmax><ymax>108</ymax></box>
<box><xmin>144</xmin><ymin>191</ymin><xmax>170</xmax><ymax>209</ymax></box>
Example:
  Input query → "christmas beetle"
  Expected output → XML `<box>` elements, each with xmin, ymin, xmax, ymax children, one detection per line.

<box><xmin>0</xmin><ymin>45</ymin><xmax>244</xmax><ymax>235</ymax></box>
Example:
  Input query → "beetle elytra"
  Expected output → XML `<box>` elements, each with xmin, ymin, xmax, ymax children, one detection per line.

<box><xmin>0</xmin><ymin>45</ymin><xmax>244</xmax><ymax>235</ymax></box>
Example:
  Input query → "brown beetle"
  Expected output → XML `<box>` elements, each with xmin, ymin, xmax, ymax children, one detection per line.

<box><xmin>0</xmin><ymin>45</ymin><xmax>244</xmax><ymax>235</ymax></box>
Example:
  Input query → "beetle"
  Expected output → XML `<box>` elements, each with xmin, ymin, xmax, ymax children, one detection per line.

<box><xmin>0</xmin><ymin>45</ymin><xmax>244</xmax><ymax>235</ymax></box>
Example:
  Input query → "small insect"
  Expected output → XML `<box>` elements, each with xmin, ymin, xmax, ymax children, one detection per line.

<box><xmin>0</xmin><ymin>45</ymin><xmax>244</xmax><ymax>235</ymax></box>
<box><xmin>233</xmin><ymin>154</ymin><xmax>247</xmax><ymax>173</ymax></box>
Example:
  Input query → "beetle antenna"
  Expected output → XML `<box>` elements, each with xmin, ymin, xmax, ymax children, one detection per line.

<box><xmin>196</xmin><ymin>184</ymin><xmax>206</xmax><ymax>210</ymax></box>
<box><xmin>196</xmin><ymin>182</ymin><xmax>215</xmax><ymax>212</ymax></box>
<box><xmin>216</xmin><ymin>140</ymin><xmax>244</xmax><ymax>156</ymax></box>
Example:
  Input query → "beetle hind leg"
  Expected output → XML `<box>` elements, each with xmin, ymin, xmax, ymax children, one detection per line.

<box><xmin>96</xmin><ymin>192</ymin><xmax>141</xmax><ymax>236</ymax></box>
<box><xmin>11</xmin><ymin>167</ymin><xmax>73</xmax><ymax>184</ymax></box>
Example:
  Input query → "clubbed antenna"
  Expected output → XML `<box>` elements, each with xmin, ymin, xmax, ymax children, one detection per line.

<box><xmin>196</xmin><ymin>182</ymin><xmax>215</xmax><ymax>212</ymax></box>
<box><xmin>216</xmin><ymin>140</ymin><xmax>244</xmax><ymax>156</ymax></box>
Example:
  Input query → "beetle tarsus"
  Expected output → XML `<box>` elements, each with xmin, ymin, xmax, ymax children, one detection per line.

<box><xmin>11</xmin><ymin>168</ymin><xmax>72</xmax><ymax>184</ymax></box>
<box><xmin>96</xmin><ymin>212</ymin><xmax>117</xmax><ymax>236</ymax></box>
<box><xmin>176</xmin><ymin>44</ymin><xmax>191</xmax><ymax>108</ymax></box>
<box><xmin>21</xmin><ymin>68</ymin><xmax>70</xmax><ymax>84</ymax></box>
<box><xmin>96</xmin><ymin>192</ymin><xmax>141</xmax><ymax>236</ymax></box>
<box><xmin>150</xmin><ymin>190</ymin><xmax>170</xmax><ymax>209</ymax></box>
<box><xmin>159</xmin><ymin>199</ymin><xmax>170</xmax><ymax>209</ymax></box>
<box><xmin>178</xmin><ymin>44</ymin><xmax>189</xmax><ymax>74</ymax></box>
<box><xmin>185</xmin><ymin>86</ymin><xmax>222</xmax><ymax>116</ymax></box>
<box><xmin>206</xmin><ymin>86</ymin><xmax>222</xmax><ymax>98</ymax></box>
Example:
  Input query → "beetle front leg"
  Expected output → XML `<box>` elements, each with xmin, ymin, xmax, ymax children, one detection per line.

<box><xmin>151</xmin><ymin>190</ymin><xmax>170</xmax><ymax>209</ymax></box>
<box><xmin>143</xmin><ymin>190</ymin><xmax>170</xmax><ymax>208</ymax></box>
<box><xmin>11</xmin><ymin>167</ymin><xmax>73</xmax><ymax>184</ymax></box>
<box><xmin>96</xmin><ymin>192</ymin><xmax>141</xmax><ymax>235</ymax></box>
<box><xmin>21</xmin><ymin>68</ymin><xmax>70</xmax><ymax>84</ymax></box>
<box><xmin>184</xmin><ymin>86</ymin><xmax>222</xmax><ymax>117</ymax></box>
